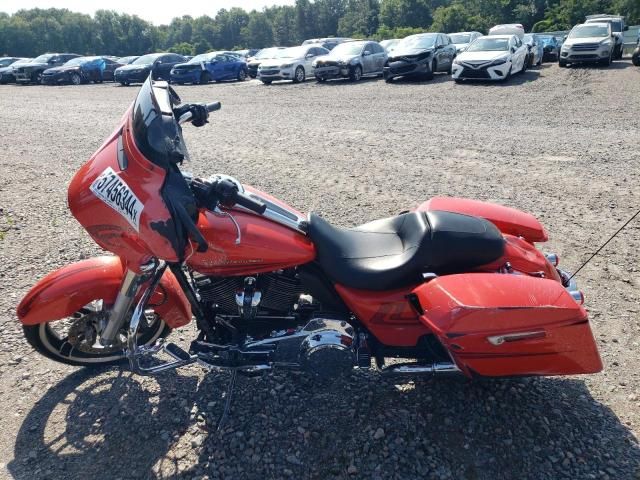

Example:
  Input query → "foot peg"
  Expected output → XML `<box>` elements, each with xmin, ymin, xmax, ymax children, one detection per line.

<box><xmin>165</xmin><ymin>342</ymin><xmax>191</xmax><ymax>362</ymax></box>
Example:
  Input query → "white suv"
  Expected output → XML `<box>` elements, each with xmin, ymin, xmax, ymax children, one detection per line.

<box><xmin>559</xmin><ymin>23</ymin><xmax>615</xmax><ymax>67</ymax></box>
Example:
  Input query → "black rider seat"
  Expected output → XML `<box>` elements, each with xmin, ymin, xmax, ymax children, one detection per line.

<box><xmin>307</xmin><ymin>210</ymin><xmax>505</xmax><ymax>290</ymax></box>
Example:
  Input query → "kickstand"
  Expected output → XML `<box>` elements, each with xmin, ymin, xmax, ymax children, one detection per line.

<box><xmin>217</xmin><ymin>369</ymin><xmax>238</xmax><ymax>431</ymax></box>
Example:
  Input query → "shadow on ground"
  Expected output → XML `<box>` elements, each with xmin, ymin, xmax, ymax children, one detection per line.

<box><xmin>8</xmin><ymin>369</ymin><xmax>640</xmax><ymax>480</ymax></box>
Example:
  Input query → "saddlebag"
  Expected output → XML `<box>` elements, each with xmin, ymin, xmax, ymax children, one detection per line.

<box><xmin>412</xmin><ymin>273</ymin><xmax>602</xmax><ymax>377</ymax></box>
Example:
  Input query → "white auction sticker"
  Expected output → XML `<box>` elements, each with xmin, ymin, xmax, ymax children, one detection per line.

<box><xmin>89</xmin><ymin>167</ymin><xmax>143</xmax><ymax>231</ymax></box>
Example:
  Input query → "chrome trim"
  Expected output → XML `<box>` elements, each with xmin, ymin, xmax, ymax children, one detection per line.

<box><xmin>558</xmin><ymin>268</ymin><xmax>584</xmax><ymax>305</ymax></box>
<box><xmin>487</xmin><ymin>330</ymin><xmax>546</xmax><ymax>346</ymax></box>
<box><xmin>100</xmin><ymin>267</ymin><xmax>146</xmax><ymax>345</ymax></box>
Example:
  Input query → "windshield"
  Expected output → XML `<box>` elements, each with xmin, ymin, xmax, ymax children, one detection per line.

<box><xmin>132</xmin><ymin>77</ymin><xmax>188</xmax><ymax>169</ymax></box>
<box><xmin>275</xmin><ymin>46</ymin><xmax>307</xmax><ymax>59</ymax></box>
<box><xmin>570</xmin><ymin>25</ymin><xmax>609</xmax><ymax>38</ymax></box>
<box><xmin>64</xmin><ymin>57</ymin><xmax>87</xmax><ymax>66</ymax></box>
<box><xmin>188</xmin><ymin>53</ymin><xmax>214</xmax><ymax>63</ymax></box>
<box><xmin>330</xmin><ymin>42</ymin><xmax>364</xmax><ymax>56</ymax></box>
<box><xmin>397</xmin><ymin>34</ymin><xmax>437</xmax><ymax>50</ymax></box>
<box><xmin>538</xmin><ymin>36</ymin><xmax>555</xmax><ymax>43</ymax></box>
<box><xmin>523</xmin><ymin>34</ymin><xmax>533</xmax><ymax>42</ymax></box>
<box><xmin>0</xmin><ymin>58</ymin><xmax>14</xmax><ymax>67</ymax></box>
<box><xmin>33</xmin><ymin>54</ymin><xmax>54</xmax><ymax>63</ymax></box>
<box><xmin>467</xmin><ymin>38</ymin><xmax>509</xmax><ymax>52</ymax></box>
<box><xmin>117</xmin><ymin>56</ymin><xmax>137</xmax><ymax>64</ymax></box>
<box><xmin>133</xmin><ymin>54</ymin><xmax>161</xmax><ymax>65</ymax></box>
<box><xmin>450</xmin><ymin>34</ymin><xmax>471</xmax><ymax>44</ymax></box>
<box><xmin>255</xmin><ymin>48</ymin><xmax>282</xmax><ymax>59</ymax></box>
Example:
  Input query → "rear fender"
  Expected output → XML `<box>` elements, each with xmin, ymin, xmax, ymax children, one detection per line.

<box><xmin>417</xmin><ymin>197</ymin><xmax>548</xmax><ymax>243</ymax></box>
<box><xmin>17</xmin><ymin>256</ymin><xmax>191</xmax><ymax>329</ymax></box>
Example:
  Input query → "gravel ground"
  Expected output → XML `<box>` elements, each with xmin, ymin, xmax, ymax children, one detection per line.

<box><xmin>0</xmin><ymin>61</ymin><xmax>639</xmax><ymax>480</ymax></box>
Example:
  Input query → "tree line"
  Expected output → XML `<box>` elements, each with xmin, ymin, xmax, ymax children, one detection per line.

<box><xmin>1</xmin><ymin>0</ymin><xmax>638</xmax><ymax>57</ymax></box>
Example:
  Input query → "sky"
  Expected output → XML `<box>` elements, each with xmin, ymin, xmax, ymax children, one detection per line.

<box><xmin>1</xmin><ymin>0</ymin><xmax>296</xmax><ymax>25</ymax></box>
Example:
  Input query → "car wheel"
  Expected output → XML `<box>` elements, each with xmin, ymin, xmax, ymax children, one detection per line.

<box><xmin>199</xmin><ymin>71</ymin><xmax>211</xmax><ymax>84</ymax></box>
<box><xmin>384</xmin><ymin>72</ymin><xmax>393</xmax><ymax>83</ymax></box>
<box><xmin>70</xmin><ymin>73</ymin><xmax>82</xmax><ymax>85</ymax></box>
<box><xmin>261</xmin><ymin>80</ymin><xmax>272</xmax><ymax>85</ymax></box>
<box><xmin>503</xmin><ymin>65</ymin><xmax>512</xmax><ymax>81</ymax></box>
<box><xmin>315</xmin><ymin>76</ymin><xmax>326</xmax><ymax>83</ymax></box>
<box><xmin>237</xmin><ymin>69</ymin><xmax>247</xmax><ymax>81</ymax></box>
<box><xmin>349</xmin><ymin>65</ymin><xmax>362</xmax><ymax>82</ymax></box>
<box><xmin>632</xmin><ymin>47</ymin><xmax>640</xmax><ymax>66</ymax></box>
<box><xmin>293</xmin><ymin>66</ymin><xmax>305</xmax><ymax>83</ymax></box>
<box><xmin>447</xmin><ymin>60</ymin><xmax>453</xmax><ymax>75</ymax></box>
<box><xmin>558</xmin><ymin>59</ymin><xmax>567</xmax><ymax>68</ymax></box>
<box><xmin>522</xmin><ymin>56</ymin><xmax>528</xmax><ymax>73</ymax></box>
<box><xmin>33</xmin><ymin>72</ymin><xmax>43</xmax><ymax>84</ymax></box>
<box><xmin>603</xmin><ymin>51</ymin><xmax>612</xmax><ymax>67</ymax></box>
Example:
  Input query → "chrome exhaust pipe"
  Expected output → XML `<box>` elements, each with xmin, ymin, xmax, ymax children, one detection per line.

<box><xmin>380</xmin><ymin>361</ymin><xmax>460</xmax><ymax>376</ymax></box>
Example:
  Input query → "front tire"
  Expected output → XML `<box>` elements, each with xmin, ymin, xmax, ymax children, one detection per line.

<box><xmin>199</xmin><ymin>71</ymin><xmax>211</xmax><ymax>84</ymax></box>
<box><xmin>559</xmin><ymin>59</ymin><xmax>567</xmax><ymax>68</ymax></box>
<box><xmin>349</xmin><ymin>65</ymin><xmax>362</xmax><ymax>82</ymax></box>
<box><xmin>237</xmin><ymin>69</ymin><xmax>247</xmax><ymax>81</ymax></box>
<box><xmin>293</xmin><ymin>66</ymin><xmax>305</xmax><ymax>83</ymax></box>
<box><xmin>261</xmin><ymin>79</ymin><xmax>272</xmax><ymax>85</ymax></box>
<box><xmin>70</xmin><ymin>73</ymin><xmax>82</xmax><ymax>86</ymax></box>
<box><xmin>22</xmin><ymin>304</ymin><xmax>171</xmax><ymax>367</ymax></box>
<box><xmin>632</xmin><ymin>47</ymin><xmax>640</xmax><ymax>66</ymax></box>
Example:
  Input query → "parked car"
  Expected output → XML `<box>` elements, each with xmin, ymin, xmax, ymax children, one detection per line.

<box><xmin>313</xmin><ymin>40</ymin><xmax>387</xmax><ymax>82</ymax></box>
<box><xmin>114</xmin><ymin>53</ymin><xmax>186</xmax><ymax>85</ymax></box>
<box><xmin>41</xmin><ymin>56</ymin><xmax>123</xmax><ymax>85</ymax></box>
<box><xmin>0</xmin><ymin>57</ymin><xmax>22</xmax><ymax>68</ymax></box>
<box><xmin>0</xmin><ymin>58</ymin><xmax>31</xmax><ymax>84</ymax></box>
<box><xmin>116</xmin><ymin>56</ymin><xmax>139</xmax><ymax>65</ymax></box>
<box><xmin>537</xmin><ymin>35</ymin><xmax>560</xmax><ymax>61</ymax></box>
<box><xmin>258</xmin><ymin>45</ymin><xmax>329</xmax><ymax>84</ymax></box>
<box><xmin>384</xmin><ymin>33</ymin><xmax>456</xmax><ymax>82</ymax></box>
<box><xmin>523</xmin><ymin>34</ymin><xmax>543</xmax><ymax>67</ymax></box>
<box><xmin>449</xmin><ymin>32</ymin><xmax>483</xmax><ymax>53</ymax></box>
<box><xmin>451</xmin><ymin>34</ymin><xmax>528</xmax><ymax>82</ymax></box>
<box><xmin>585</xmin><ymin>14</ymin><xmax>627</xmax><ymax>59</ymax></box>
<box><xmin>13</xmin><ymin>53</ymin><xmax>80</xmax><ymax>84</ymax></box>
<box><xmin>170</xmin><ymin>52</ymin><xmax>248</xmax><ymax>84</ymax></box>
<box><xmin>380</xmin><ymin>39</ymin><xmax>401</xmax><ymax>53</ymax></box>
<box><xmin>302</xmin><ymin>37</ymin><xmax>352</xmax><ymax>50</ymax></box>
<box><xmin>246</xmin><ymin>47</ymin><xmax>286</xmax><ymax>78</ymax></box>
<box><xmin>559</xmin><ymin>23</ymin><xmax>615</xmax><ymax>67</ymax></box>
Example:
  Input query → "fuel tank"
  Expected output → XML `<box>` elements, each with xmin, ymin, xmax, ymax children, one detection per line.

<box><xmin>187</xmin><ymin>187</ymin><xmax>316</xmax><ymax>276</ymax></box>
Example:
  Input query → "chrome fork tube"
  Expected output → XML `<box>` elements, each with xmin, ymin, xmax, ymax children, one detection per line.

<box><xmin>100</xmin><ymin>260</ymin><xmax>159</xmax><ymax>346</ymax></box>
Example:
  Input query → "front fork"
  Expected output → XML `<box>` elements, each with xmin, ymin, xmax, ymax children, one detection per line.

<box><xmin>99</xmin><ymin>259</ymin><xmax>161</xmax><ymax>346</ymax></box>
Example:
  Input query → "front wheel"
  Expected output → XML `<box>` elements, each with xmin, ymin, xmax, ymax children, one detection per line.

<box><xmin>350</xmin><ymin>65</ymin><xmax>362</xmax><ymax>82</ymax></box>
<box><xmin>70</xmin><ymin>73</ymin><xmax>82</xmax><ymax>86</ymax></box>
<box><xmin>632</xmin><ymin>48</ymin><xmax>640</xmax><ymax>66</ymax></box>
<box><xmin>558</xmin><ymin>59</ymin><xmax>567</xmax><ymax>68</ymax></box>
<box><xmin>293</xmin><ymin>66</ymin><xmax>305</xmax><ymax>83</ymax></box>
<box><xmin>23</xmin><ymin>302</ymin><xmax>171</xmax><ymax>367</ymax></box>
<box><xmin>199</xmin><ymin>71</ymin><xmax>211</xmax><ymax>84</ymax></box>
<box><xmin>237</xmin><ymin>69</ymin><xmax>247</xmax><ymax>81</ymax></box>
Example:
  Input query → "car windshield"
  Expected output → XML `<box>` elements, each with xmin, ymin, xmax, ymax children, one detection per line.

<box><xmin>188</xmin><ymin>53</ymin><xmax>214</xmax><ymax>63</ymax></box>
<box><xmin>132</xmin><ymin>78</ymin><xmax>188</xmax><ymax>168</ymax></box>
<box><xmin>255</xmin><ymin>48</ymin><xmax>282</xmax><ymax>59</ymax></box>
<box><xmin>275</xmin><ymin>46</ymin><xmax>307</xmax><ymax>59</ymax></box>
<box><xmin>450</xmin><ymin>34</ymin><xmax>471</xmax><ymax>44</ymax></box>
<box><xmin>538</xmin><ymin>36</ymin><xmax>555</xmax><ymax>43</ymax></box>
<box><xmin>64</xmin><ymin>57</ymin><xmax>87</xmax><ymax>66</ymax></box>
<box><xmin>570</xmin><ymin>25</ymin><xmax>609</xmax><ymax>38</ymax></box>
<box><xmin>33</xmin><ymin>54</ymin><xmax>54</xmax><ymax>63</ymax></box>
<box><xmin>397</xmin><ymin>34</ymin><xmax>437</xmax><ymax>49</ymax></box>
<box><xmin>0</xmin><ymin>58</ymin><xmax>14</xmax><ymax>67</ymax></box>
<box><xmin>466</xmin><ymin>38</ymin><xmax>509</xmax><ymax>52</ymax></box>
<box><xmin>117</xmin><ymin>56</ymin><xmax>137</xmax><ymax>64</ymax></box>
<box><xmin>330</xmin><ymin>42</ymin><xmax>364</xmax><ymax>56</ymax></box>
<box><xmin>133</xmin><ymin>54</ymin><xmax>161</xmax><ymax>65</ymax></box>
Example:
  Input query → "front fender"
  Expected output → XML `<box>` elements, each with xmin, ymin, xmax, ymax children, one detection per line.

<box><xmin>17</xmin><ymin>256</ymin><xmax>191</xmax><ymax>329</ymax></box>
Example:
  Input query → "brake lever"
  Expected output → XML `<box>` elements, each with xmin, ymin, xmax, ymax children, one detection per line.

<box><xmin>213</xmin><ymin>207</ymin><xmax>241</xmax><ymax>245</ymax></box>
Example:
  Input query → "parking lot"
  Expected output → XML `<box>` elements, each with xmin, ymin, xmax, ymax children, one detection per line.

<box><xmin>0</xmin><ymin>61</ymin><xmax>639</xmax><ymax>479</ymax></box>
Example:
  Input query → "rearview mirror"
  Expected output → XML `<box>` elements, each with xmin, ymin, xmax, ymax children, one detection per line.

<box><xmin>305</xmin><ymin>53</ymin><xmax>314</xmax><ymax>59</ymax></box>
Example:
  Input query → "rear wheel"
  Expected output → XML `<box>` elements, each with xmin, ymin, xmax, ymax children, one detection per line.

<box><xmin>22</xmin><ymin>301</ymin><xmax>171</xmax><ymax>367</ymax></box>
<box><xmin>293</xmin><ymin>66</ymin><xmax>305</xmax><ymax>83</ymax></box>
<box><xmin>632</xmin><ymin>47</ymin><xmax>640</xmax><ymax>66</ymax></box>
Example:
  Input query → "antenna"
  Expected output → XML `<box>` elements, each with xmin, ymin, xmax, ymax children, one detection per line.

<box><xmin>569</xmin><ymin>208</ymin><xmax>640</xmax><ymax>281</ymax></box>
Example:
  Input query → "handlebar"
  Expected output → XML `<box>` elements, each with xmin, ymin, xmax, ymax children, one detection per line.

<box><xmin>190</xmin><ymin>178</ymin><xmax>267</xmax><ymax>215</ymax></box>
<box><xmin>178</xmin><ymin>102</ymin><xmax>221</xmax><ymax>125</ymax></box>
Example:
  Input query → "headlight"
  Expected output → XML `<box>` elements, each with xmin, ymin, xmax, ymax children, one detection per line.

<box><xmin>452</xmin><ymin>58</ymin><xmax>461</xmax><ymax>65</ymax></box>
<box><xmin>600</xmin><ymin>39</ymin><xmax>611</xmax><ymax>46</ymax></box>
<box><xmin>490</xmin><ymin>57</ymin><xmax>508</xmax><ymax>66</ymax></box>
<box><xmin>280</xmin><ymin>63</ymin><xmax>293</xmax><ymax>68</ymax></box>
<box><xmin>337</xmin><ymin>60</ymin><xmax>347</xmax><ymax>66</ymax></box>
<box><xmin>311</xmin><ymin>60</ymin><xmax>318</xmax><ymax>67</ymax></box>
